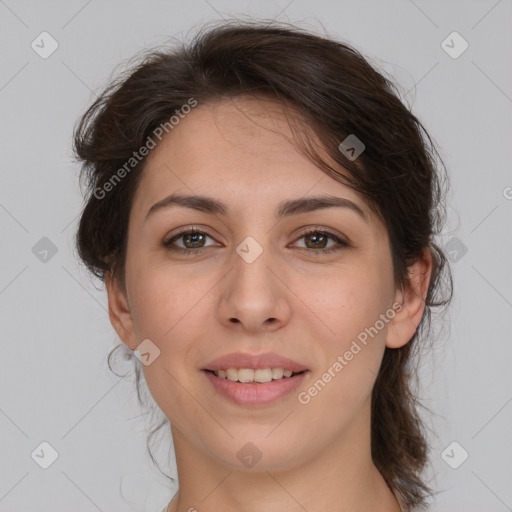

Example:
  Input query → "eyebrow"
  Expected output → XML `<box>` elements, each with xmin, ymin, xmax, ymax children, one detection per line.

<box><xmin>145</xmin><ymin>193</ymin><xmax>368</xmax><ymax>223</ymax></box>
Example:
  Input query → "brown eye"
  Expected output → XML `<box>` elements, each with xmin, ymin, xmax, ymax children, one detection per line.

<box><xmin>304</xmin><ymin>232</ymin><xmax>330</xmax><ymax>249</ymax></box>
<box><xmin>293</xmin><ymin>229</ymin><xmax>349</xmax><ymax>255</ymax></box>
<box><xmin>163</xmin><ymin>228</ymin><xmax>218</xmax><ymax>253</ymax></box>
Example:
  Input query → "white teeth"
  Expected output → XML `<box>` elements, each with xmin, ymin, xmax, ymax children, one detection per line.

<box><xmin>272</xmin><ymin>368</ymin><xmax>284</xmax><ymax>379</ymax></box>
<box><xmin>238</xmin><ymin>369</ymin><xmax>255</xmax><ymax>383</ymax></box>
<box><xmin>226</xmin><ymin>368</ymin><xmax>239</xmax><ymax>382</ymax></box>
<box><xmin>254</xmin><ymin>369</ymin><xmax>272</xmax><ymax>383</ymax></box>
<box><xmin>213</xmin><ymin>367</ymin><xmax>300</xmax><ymax>383</ymax></box>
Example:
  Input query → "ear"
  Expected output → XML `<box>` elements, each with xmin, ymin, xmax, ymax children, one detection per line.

<box><xmin>386</xmin><ymin>247</ymin><xmax>433</xmax><ymax>349</ymax></box>
<box><xmin>105</xmin><ymin>271</ymin><xmax>138</xmax><ymax>351</ymax></box>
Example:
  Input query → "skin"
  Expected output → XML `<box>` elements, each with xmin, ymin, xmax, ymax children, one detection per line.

<box><xmin>106</xmin><ymin>96</ymin><xmax>432</xmax><ymax>512</ymax></box>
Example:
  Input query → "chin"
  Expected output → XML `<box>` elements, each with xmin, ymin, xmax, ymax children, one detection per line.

<box><xmin>209</xmin><ymin>434</ymin><xmax>312</xmax><ymax>473</ymax></box>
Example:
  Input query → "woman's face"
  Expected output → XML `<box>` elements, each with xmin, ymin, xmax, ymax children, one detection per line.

<box><xmin>107</xmin><ymin>96</ymin><xmax>419</xmax><ymax>472</ymax></box>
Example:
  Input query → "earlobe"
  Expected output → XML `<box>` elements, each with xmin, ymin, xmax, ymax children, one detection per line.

<box><xmin>386</xmin><ymin>248</ymin><xmax>433</xmax><ymax>349</ymax></box>
<box><xmin>105</xmin><ymin>271</ymin><xmax>138</xmax><ymax>350</ymax></box>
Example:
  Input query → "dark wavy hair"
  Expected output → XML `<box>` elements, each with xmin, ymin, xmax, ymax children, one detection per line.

<box><xmin>72</xmin><ymin>20</ymin><xmax>453</xmax><ymax>510</ymax></box>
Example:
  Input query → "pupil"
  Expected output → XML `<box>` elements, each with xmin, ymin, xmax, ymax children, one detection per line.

<box><xmin>185</xmin><ymin>233</ymin><xmax>204</xmax><ymax>248</ymax></box>
<box><xmin>308</xmin><ymin>233</ymin><xmax>326</xmax><ymax>248</ymax></box>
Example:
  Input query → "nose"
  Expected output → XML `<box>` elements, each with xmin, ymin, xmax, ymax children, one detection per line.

<box><xmin>216</xmin><ymin>242</ymin><xmax>292</xmax><ymax>333</ymax></box>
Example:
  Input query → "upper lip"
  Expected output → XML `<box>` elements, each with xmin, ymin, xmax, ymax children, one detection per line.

<box><xmin>203</xmin><ymin>352</ymin><xmax>309</xmax><ymax>372</ymax></box>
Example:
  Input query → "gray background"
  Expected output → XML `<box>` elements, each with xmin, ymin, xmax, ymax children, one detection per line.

<box><xmin>1</xmin><ymin>1</ymin><xmax>511</xmax><ymax>511</ymax></box>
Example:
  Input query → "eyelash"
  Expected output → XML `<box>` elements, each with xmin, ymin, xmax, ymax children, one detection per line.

<box><xmin>162</xmin><ymin>227</ymin><xmax>350</xmax><ymax>256</ymax></box>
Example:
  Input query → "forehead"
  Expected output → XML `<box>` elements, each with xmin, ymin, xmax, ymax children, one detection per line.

<box><xmin>132</xmin><ymin>96</ymin><xmax>370</xmax><ymax>218</ymax></box>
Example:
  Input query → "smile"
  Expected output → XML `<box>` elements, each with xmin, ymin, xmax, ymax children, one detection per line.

<box><xmin>212</xmin><ymin>367</ymin><xmax>303</xmax><ymax>383</ymax></box>
<box><xmin>203</xmin><ymin>369</ymin><xmax>309</xmax><ymax>406</ymax></box>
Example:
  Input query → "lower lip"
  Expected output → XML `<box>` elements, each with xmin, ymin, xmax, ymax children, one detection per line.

<box><xmin>203</xmin><ymin>370</ymin><xmax>308</xmax><ymax>406</ymax></box>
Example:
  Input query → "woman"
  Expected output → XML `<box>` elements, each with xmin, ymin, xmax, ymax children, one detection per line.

<box><xmin>72</xmin><ymin>21</ymin><xmax>452</xmax><ymax>512</ymax></box>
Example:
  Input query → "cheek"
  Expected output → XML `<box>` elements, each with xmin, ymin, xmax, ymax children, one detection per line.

<box><xmin>308</xmin><ymin>266</ymin><xmax>389</xmax><ymax>341</ymax></box>
<box><xmin>300</xmin><ymin>267</ymin><xmax>391</xmax><ymax>402</ymax></box>
<box><xmin>127</xmin><ymin>263</ymin><xmax>209</xmax><ymax>338</ymax></box>
<box><xmin>127</xmin><ymin>262</ymin><xmax>220</xmax><ymax>367</ymax></box>
<box><xmin>133</xmin><ymin>271</ymin><xmax>210</xmax><ymax>426</ymax></box>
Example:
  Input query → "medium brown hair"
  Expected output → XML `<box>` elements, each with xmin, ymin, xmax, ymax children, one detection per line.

<box><xmin>73</xmin><ymin>20</ymin><xmax>452</xmax><ymax>510</ymax></box>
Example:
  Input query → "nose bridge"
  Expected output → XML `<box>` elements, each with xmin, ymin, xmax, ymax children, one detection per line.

<box><xmin>231</xmin><ymin>233</ymin><xmax>276</xmax><ymax>298</ymax></box>
<box><xmin>217</xmin><ymin>230</ymin><xmax>291</xmax><ymax>330</ymax></box>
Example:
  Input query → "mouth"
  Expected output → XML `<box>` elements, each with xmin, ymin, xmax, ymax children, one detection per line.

<box><xmin>202</xmin><ymin>368</ymin><xmax>309</xmax><ymax>406</ymax></box>
<box><xmin>204</xmin><ymin>368</ymin><xmax>306</xmax><ymax>383</ymax></box>
<box><xmin>201</xmin><ymin>352</ymin><xmax>309</xmax><ymax>405</ymax></box>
